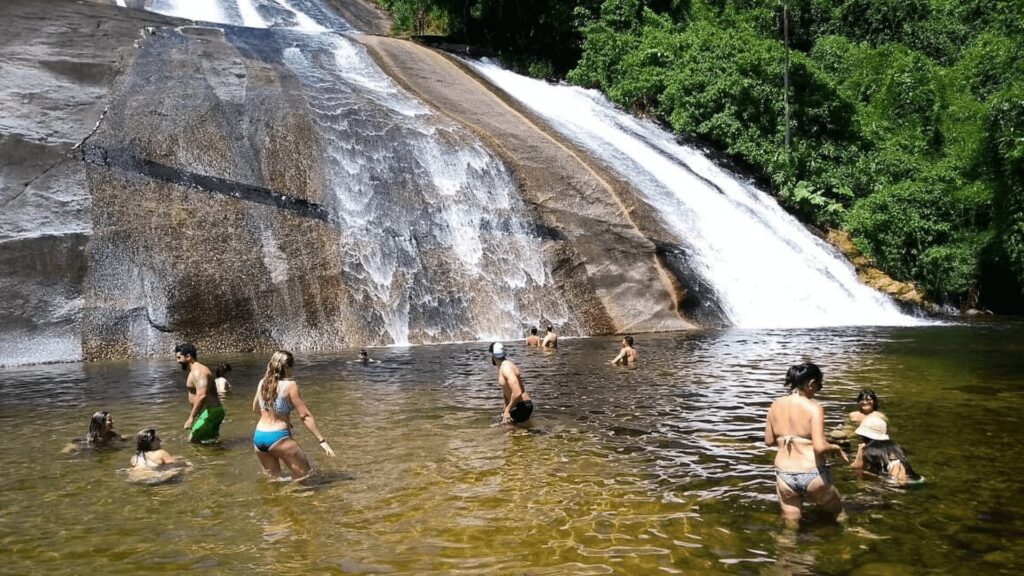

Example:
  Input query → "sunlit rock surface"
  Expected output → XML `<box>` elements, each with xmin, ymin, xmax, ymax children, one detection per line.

<box><xmin>1</xmin><ymin>0</ymin><xmax>696</xmax><ymax>365</ymax></box>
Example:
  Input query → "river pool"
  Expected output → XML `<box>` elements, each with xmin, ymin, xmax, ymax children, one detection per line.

<box><xmin>1</xmin><ymin>323</ymin><xmax>1022</xmax><ymax>574</ymax></box>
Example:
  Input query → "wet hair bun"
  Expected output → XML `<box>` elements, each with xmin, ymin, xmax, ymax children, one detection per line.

<box><xmin>785</xmin><ymin>362</ymin><xmax>823</xmax><ymax>390</ymax></box>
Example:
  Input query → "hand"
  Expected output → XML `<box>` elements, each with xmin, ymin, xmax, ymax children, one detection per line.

<box><xmin>319</xmin><ymin>440</ymin><xmax>336</xmax><ymax>457</ymax></box>
<box><xmin>183</xmin><ymin>417</ymin><xmax>193</xmax><ymax>429</ymax></box>
<box><xmin>501</xmin><ymin>411</ymin><xmax>512</xmax><ymax>424</ymax></box>
<box><xmin>834</xmin><ymin>445</ymin><xmax>850</xmax><ymax>463</ymax></box>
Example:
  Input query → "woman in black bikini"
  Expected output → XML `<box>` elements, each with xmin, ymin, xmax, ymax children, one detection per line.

<box><xmin>764</xmin><ymin>363</ymin><xmax>848</xmax><ymax>525</ymax></box>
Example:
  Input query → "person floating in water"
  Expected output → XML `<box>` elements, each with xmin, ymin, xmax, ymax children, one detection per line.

<box><xmin>541</xmin><ymin>325</ymin><xmax>558</xmax><ymax>349</ymax></box>
<box><xmin>525</xmin><ymin>327</ymin><xmax>541</xmax><ymax>347</ymax></box>
<box><xmin>851</xmin><ymin>413</ymin><xmax>924</xmax><ymax>486</ymax></box>
<box><xmin>214</xmin><ymin>363</ymin><xmax>232</xmax><ymax>396</ymax></box>
<box><xmin>489</xmin><ymin>342</ymin><xmax>533</xmax><ymax>424</ymax></box>
<box><xmin>764</xmin><ymin>363</ymin><xmax>848</xmax><ymax>526</ymax></box>
<box><xmin>849</xmin><ymin>389</ymin><xmax>885</xmax><ymax>424</ymax></box>
<box><xmin>64</xmin><ymin>411</ymin><xmax>126</xmax><ymax>452</ymax></box>
<box><xmin>351</xmin><ymin>349</ymin><xmax>380</xmax><ymax>365</ymax></box>
<box><xmin>175</xmin><ymin>343</ymin><xmax>224</xmax><ymax>444</ymax></box>
<box><xmin>252</xmin><ymin>350</ymin><xmax>335</xmax><ymax>481</ymax></box>
<box><xmin>830</xmin><ymin>389</ymin><xmax>887</xmax><ymax>442</ymax></box>
<box><xmin>128</xmin><ymin>428</ymin><xmax>189</xmax><ymax>485</ymax></box>
<box><xmin>130</xmin><ymin>428</ymin><xmax>181</xmax><ymax>469</ymax></box>
<box><xmin>87</xmin><ymin>410</ymin><xmax>124</xmax><ymax>445</ymax></box>
<box><xmin>610</xmin><ymin>336</ymin><xmax>638</xmax><ymax>366</ymax></box>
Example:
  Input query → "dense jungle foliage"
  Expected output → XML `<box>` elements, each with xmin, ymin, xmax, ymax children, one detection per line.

<box><xmin>374</xmin><ymin>0</ymin><xmax>1024</xmax><ymax>312</ymax></box>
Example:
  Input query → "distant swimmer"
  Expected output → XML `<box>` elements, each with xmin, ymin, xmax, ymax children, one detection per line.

<box><xmin>351</xmin><ymin>349</ymin><xmax>380</xmax><ymax>365</ymax></box>
<box><xmin>610</xmin><ymin>336</ymin><xmax>638</xmax><ymax>366</ymax></box>
<box><xmin>252</xmin><ymin>350</ymin><xmax>335</xmax><ymax>481</ymax></box>
<box><xmin>764</xmin><ymin>363</ymin><xmax>848</xmax><ymax>526</ymax></box>
<box><xmin>541</xmin><ymin>325</ymin><xmax>558</xmax><ymax>349</ymax></box>
<box><xmin>525</xmin><ymin>327</ymin><xmax>541</xmax><ymax>347</ymax></box>
<box><xmin>175</xmin><ymin>343</ymin><xmax>224</xmax><ymax>444</ymax></box>
<box><xmin>215</xmin><ymin>363</ymin><xmax>232</xmax><ymax>396</ymax></box>
<box><xmin>489</xmin><ymin>342</ymin><xmax>533</xmax><ymax>424</ymax></box>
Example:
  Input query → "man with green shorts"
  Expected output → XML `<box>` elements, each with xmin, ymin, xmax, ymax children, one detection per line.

<box><xmin>175</xmin><ymin>343</ymin><xmax>225</xmax><ymax>443</ymax></box>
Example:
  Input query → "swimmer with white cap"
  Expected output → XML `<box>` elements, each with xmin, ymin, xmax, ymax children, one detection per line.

<box><xmin>489</xmin><ymin>342</ymin><xmax>533</xmax><ymax>424</ymax></box>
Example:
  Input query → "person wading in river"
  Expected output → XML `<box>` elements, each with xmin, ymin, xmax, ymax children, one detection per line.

<box><xmin>175</xmin><ymin>343</ymin><xmax>224</xmax><ymax>444</ymax></box>
<box><xmin>525</xmin><ymin>327</ymin><xmax>541</xmax><ymax>347</ymax></box>
<box><xmin>541</xmin><ymin>325</ymin><xmax>558</xmax><ymax>349</ymax></box>
<box><xmin>490</xmin><ymin>342</ymin><xmax>533</xmax><ymax>424</ymax></box>
<box><xmin>764</xmin><ymin>362</ymin><xmax>848</xmax><ymax>526</ymax></box>
<box><xmin>252</xmin><ymin>350</ymin><xmax>334</xmax><ymax>481</ymax></box>
<box><xmin>610</xmin><ymin>336</ymin><xmax>638</xmax><ymax>366</ymax></box>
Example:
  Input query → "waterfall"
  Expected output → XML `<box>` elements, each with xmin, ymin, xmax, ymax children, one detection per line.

<box><xmin>467</xmin><ymin>60</ymin><xmax>923</xmax><ymax>329</ymax></box>
<box><xmin>132</xmin><ymin>0</ymin><xmax>568</xmax><ymax>345</ymax></box>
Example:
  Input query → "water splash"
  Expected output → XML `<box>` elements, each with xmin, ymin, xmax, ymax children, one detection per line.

<box><xmin>468</xmin><ymin>60</ymin><xmax>924</xmax><ymax>329</ymax></box>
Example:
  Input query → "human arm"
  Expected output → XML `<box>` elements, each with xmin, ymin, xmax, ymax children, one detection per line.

<box><xmin>541</xmin><ymin>334</ymin><xmax>553</xmax><ymax>348</ymax></box>
<box><xmin>812</xmin><ymin>405</ymin><xmax>849</xmax><ymax>462</ymax></box>
<box><xmin>851</xmin><ymin>443</ymin><xmax>865</xmax><ymax>469</ymax></box>
<box><xmin>288</xmin><ymin>382</ymin><xmax>335</xmax><ymax>456</ymax></box>
<box><xmin>764</xmin><ymin>405</ymin><xmax>776</xmax><ymax>447</ymax></box>
<box><xmin>610</xmin><ymin>349</ymin><xmax>626</xmax><ymax>365</ymax></box>
<box><xmin>252</xmin><ymin>383</ymin><xmax>262</xmax><ymax>414</ymax></box>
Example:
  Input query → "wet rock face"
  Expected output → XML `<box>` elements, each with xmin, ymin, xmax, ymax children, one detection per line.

<box><xmin>81</xmin><ymin>23</ymin><xmax>356</xmax><ymax>359</ymax></box>
<box><xmin>0</xmin><ymin>0</ymin><xmax>173</xmax><ymax>365</ymax></box>
<box><xmin>1</xmin><ymin>0</ymin><xmax>698</xmax><ymax>365</ymax></box>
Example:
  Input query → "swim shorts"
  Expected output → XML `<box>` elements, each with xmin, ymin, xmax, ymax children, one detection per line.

<box><xmin>190</xmin><ymin>405</ymin><xmax>225</xmax><ymax>443</ymax></box>
<box><xmin>509</xmin><ymin>400</ymin><xmax>534</xmax><ymax>423</ymax></box>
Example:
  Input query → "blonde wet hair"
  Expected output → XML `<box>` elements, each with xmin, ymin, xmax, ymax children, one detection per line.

<box><xmin>260</xmin><ymin>350</ymin><xmax>294</xmax><ymax>415</ymax></box>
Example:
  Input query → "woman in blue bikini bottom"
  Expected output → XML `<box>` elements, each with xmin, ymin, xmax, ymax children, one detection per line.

<box><xmin>253</xmin><ymin>428</ymin><xmax>291</xmax><ymax>452</ymax></box>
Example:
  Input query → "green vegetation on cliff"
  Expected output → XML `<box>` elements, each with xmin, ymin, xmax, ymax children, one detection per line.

<box><xmin>376</xmin><ymin>0</ymin><xmax>1024</xmax><ymax>312</ymax></box>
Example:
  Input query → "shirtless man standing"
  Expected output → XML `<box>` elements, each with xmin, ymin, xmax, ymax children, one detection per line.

<box><xmin>489</xmin><ymin>342</ymin><xmax>533</xmax><ymax>424</ymax></box>
<box><xmin>525</xmin><ymin>327</ymin><xmax>541</xmax><ymax>347</ymax></box>
<box><xmin>541</xmin><ymin>325</ymin><xmax>558</xmax><ymax>349</ymax></box>
<box><xmin>175</xmin><ymin>343</ymin><xmax>225</xmax><ymax>444</ymax></box>
<box><xmin>610</xmin><ymin>336</ymin><xmax>638</xmax><ymax>366</ymax></box>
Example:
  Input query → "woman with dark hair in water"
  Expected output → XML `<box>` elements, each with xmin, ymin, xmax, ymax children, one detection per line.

<box><xmin>87</xmin><ymin>411</ymin><xmax>124</xmax><ymax>446</ymax></box>
<box><xmin>252</xmin><ymin>350</ymin><xmax>335</xmax><ymax>481</ymax></box>
<box><xmin>214</xmin><ymin>363</ymin><xmax>232</xmax><ymax>396</ymax></box>
<box><xmin>764</xmin><ymin>363</ymin><xmax>848</xmax><ymax>525</ymax></box>
<box><xmin>852</xmin><ymin>414</ymin><xmax>924</xmax><ymax>485</ymax></box>
<box><xmin>849</xmin><ymin>389</ymin><xmax>885</xmax><ymax>424</ymax></box>
<box><xmin>130</xmin><ymin>429</ymin><xmax>179</xmax><ymax>469</ymax></box>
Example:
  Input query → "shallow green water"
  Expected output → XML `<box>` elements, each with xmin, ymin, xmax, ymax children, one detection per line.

<box><xmin>1</xmin><ymin>323</ymin><xmax>1022</xmax><ymax>574</ymax></box>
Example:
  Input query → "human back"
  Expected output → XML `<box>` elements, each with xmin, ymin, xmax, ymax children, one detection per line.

<box><xmin>767</xmin><ymin>393</ymin><xmax>823</xmax><ymax>472</ymax></box>
<box><xmin>255</xmin><ymin>352</ymin><xmax>296</xmax><ymax>431</ymax></box>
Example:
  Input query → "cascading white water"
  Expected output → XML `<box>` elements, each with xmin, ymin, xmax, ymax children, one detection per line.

<box><xmin>146</xmin><ymin>0</ymin><xmax>343</xmax><ymax>32</ymax></box>
<box><xmin>132</xmin><ymin>0</ymin><xmax>568</xmax><ymax>345</ymax></box>
<box><xmin>468</xmin><ymin>60</ymin><xmax>924</xmax><ymax>329</ymax></box>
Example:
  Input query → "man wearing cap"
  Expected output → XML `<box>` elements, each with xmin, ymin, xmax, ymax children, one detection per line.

<box><xmin>489</xmin><ymin>342</ymin><xmax>533</xmax><ymax>424</ymax></box>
